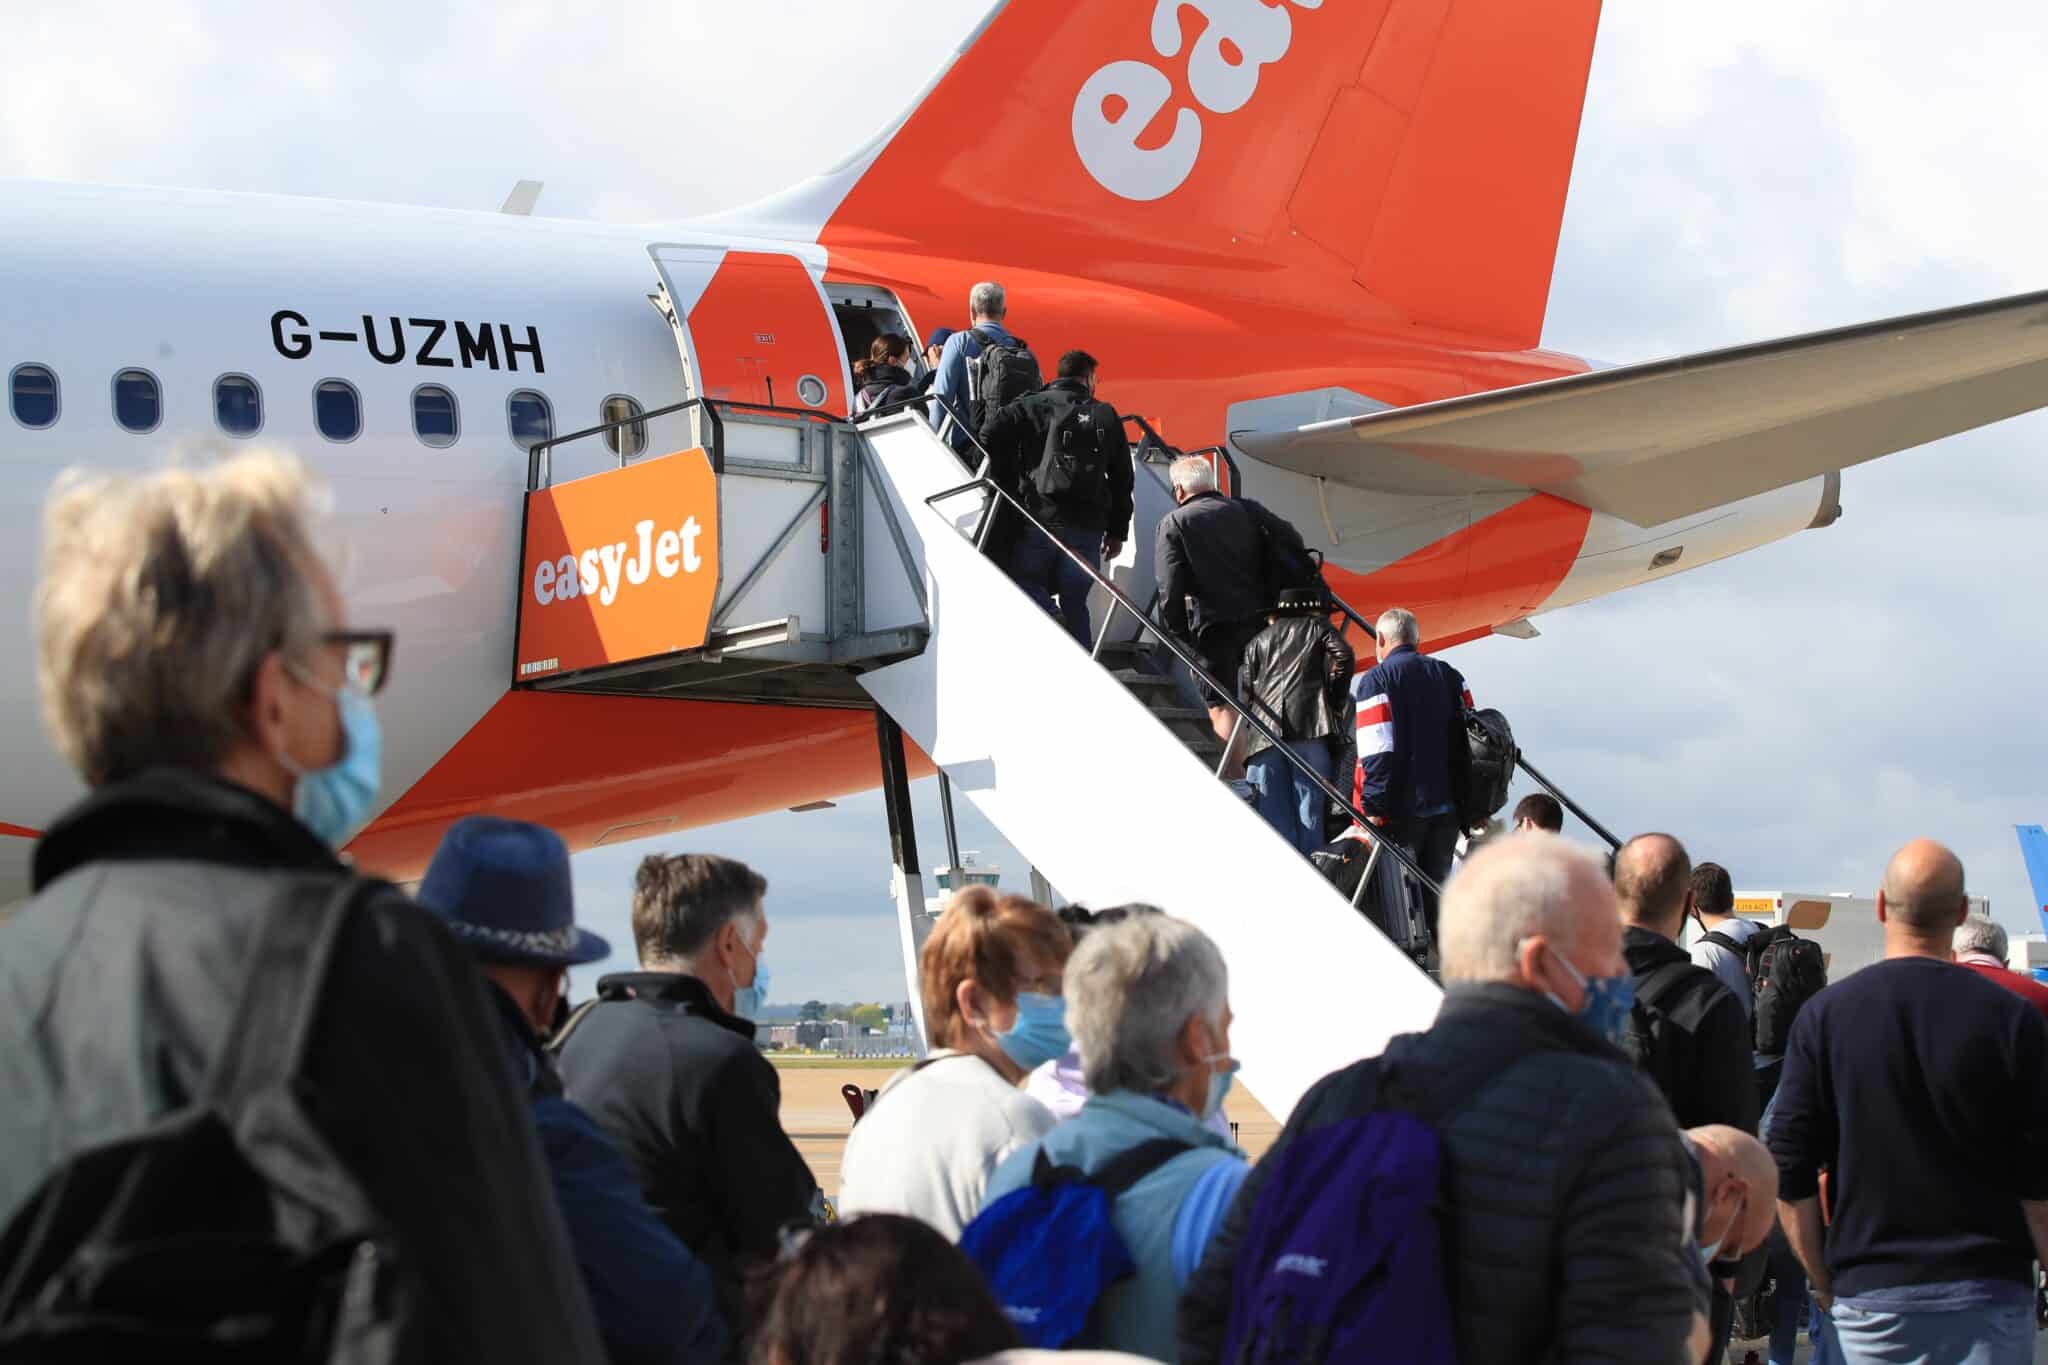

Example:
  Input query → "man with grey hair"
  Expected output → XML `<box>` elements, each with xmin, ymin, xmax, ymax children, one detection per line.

<box><xmin>1183</xmin><ymin>833</ymin><xmax>1703</xmax><ymax>1365</ymax></box>
<box><xmin>932</xmin><ymin>279</ymin><xmax>1040</xmax><ymax>457</ymax></box>
<box><xmin>0</xmin><ymin>452</ymin><xmax>604</xmax><ymax>1359</ymax></box>
<box><xmin>1348</xmin><ymin>604</ymin><xmax>1473</xmax><ymax>948</ymax></box>
<box><xmin>1954</xmin><ymin>913</ymin><xmax>2048</xmax><ymax>1021</ymax></box>
<box><xmin>983</xmin><ymin>913</ymin><xmax>1247</xmax><ymax>1362</ymax></box>
<box><xmin>1155</xmin><ymin>454</ymin><xmax>1273</xmax><ymax>744</ymax></box>
<box><xmin>1770</xmin><ymin>840</ymin><xmax>2048</xmax><ymax>1363</ymax></box>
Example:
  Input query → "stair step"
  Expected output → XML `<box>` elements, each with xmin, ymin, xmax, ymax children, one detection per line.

<box><xmin>1145</xmin><ymin>706</ymin><xmax>1212</xmax><ymax>724</ymax></box>
<box><xmin>1111</xmin><ymin>669</ymin><xmax>1178</xmax><ymax>691</ymax></box>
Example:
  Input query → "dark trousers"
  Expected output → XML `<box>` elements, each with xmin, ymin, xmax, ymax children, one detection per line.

<box><xmin>1008</xmin><ymin>525</ymin><xmax>1101</xmax><ymax>649</ymax></box>
<box><xmin>1391</xmin><ymin>812</ymin><xmax>1461</xmax><ymax>944</ymax></box>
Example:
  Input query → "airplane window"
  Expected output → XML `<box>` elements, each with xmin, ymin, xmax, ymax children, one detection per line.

<box><xmin>508</xmin><ymin>390</ymin><xmax>553</xmax><ymax>450</ymax></box>
<box><xmin>10</xmin><ymin>364</ymin><xmax>58</xmax><ymax>429</ymax></box>
<box><xmin>602</xmin><ymin>395</ymin><xmax>646</xmax><ymax>458</ymax></box>
<box><xmin>413</xmin><ymin>385</ymin><xmax>459</xmax><ymax>448</ymax></box>
<box><xmin>112</xmin><ymin>369</ymin><xmax>161</xmax><ymax>433</ymax></box>
<box><xmin>214</xmin><ymin>374</ymin><xmax>262</xmax><ymax>437</ymax></box>
<box><xmin>315</xmin><ymin>380</ymin><xmax>362</xmax><ymax>443</ymax></box>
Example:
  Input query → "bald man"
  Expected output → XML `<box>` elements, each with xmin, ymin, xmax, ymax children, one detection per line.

<box><xmin>1182</xmin><ymin>834</ymin><xmax>1701</xmax><ymax>1365</ymax></box>
<box><xmin>1615</xmin><ymin>833</ymin><xmax>1758</xmax><ymax>1135</ymax></box>
<box><xmin>1768</xmin><ymin>840</ymin><xmax>2048</xmax><ymax>1365</ymax></box>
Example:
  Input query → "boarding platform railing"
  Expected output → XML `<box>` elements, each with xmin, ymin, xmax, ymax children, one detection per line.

<box><xmin>873</xmin><ymin>422</ymin><xmax>1450</xmax><ymax>905</ymax></box>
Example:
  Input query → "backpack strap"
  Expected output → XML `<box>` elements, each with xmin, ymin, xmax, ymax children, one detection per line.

<box><xmin>204</xmin><ymin>875</ymin><xmax>377</xmax><ymax>1112</ymax></box>
<box><xmin>1030</xmin><ymin>1138</ymin><xmax>1194</xmax><ymax>1199</ymax></box>
<box><xmin>1700</xmin><ymin>930</ymin><xmax>1743</xmax><ymax>953</ymax></box>
<box><xmin>546</xmin><ymin>996</ymin><xmax>605</xmax><ymax>1056</ymax></box>
<box><xmin>1635</xmin><ymin>959</ymin><xmax>1698</xmax><ymax>1011</ymax></box>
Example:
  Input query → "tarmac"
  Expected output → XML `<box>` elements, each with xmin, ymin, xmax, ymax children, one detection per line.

<box><xmin>772</xmin><ymin>1057</ymin><xmax>1282</xmax><ymax>1197</ymax></box>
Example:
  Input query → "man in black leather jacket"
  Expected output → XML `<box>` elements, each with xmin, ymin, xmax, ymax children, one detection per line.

<box><xmin>1179</xmin><ymin>834</ymin><xmax>1704</xmax><ymax>1365</ymax></box>
<box><xmin>1236</xmin><ymin>588</ymin><xmax>1355</xmax><ymax>854</ymax></box>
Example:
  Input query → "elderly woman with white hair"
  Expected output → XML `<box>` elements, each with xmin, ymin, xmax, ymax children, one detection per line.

<box><xmin>981</xmin><ymin>913</ymin><xmax>1247</xmax><ymax>1363</ymax></box>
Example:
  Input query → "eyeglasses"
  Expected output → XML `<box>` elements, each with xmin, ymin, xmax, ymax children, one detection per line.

<box><xmin>322</xmin><ymin>630</ymin><xmax>394</xmax><ymax>696</ymax></box>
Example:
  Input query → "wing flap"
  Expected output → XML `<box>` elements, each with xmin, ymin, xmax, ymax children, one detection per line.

<box><xmin>1233</xmin><ymin>289</ymin><xmax>2048</xmax><ymax>525</ymax></box>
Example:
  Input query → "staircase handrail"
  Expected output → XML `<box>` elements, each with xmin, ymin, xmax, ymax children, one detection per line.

<box><xmin>915</xmin><ymin>463</ymin><xmax>1444</xmax><ymax>905</ymax></box>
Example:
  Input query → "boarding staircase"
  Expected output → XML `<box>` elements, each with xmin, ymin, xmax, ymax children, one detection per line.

<box><xmin>513</xmin><ymin>398</ymin><xmax>1606</xmax><ymax>1120</ymax></box>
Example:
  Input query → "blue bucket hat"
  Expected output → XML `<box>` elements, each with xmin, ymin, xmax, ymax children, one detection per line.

<box><xmin>417</xmin><ymin>815</ymin><xmax>610</xmax><ymax>966</ymax></box>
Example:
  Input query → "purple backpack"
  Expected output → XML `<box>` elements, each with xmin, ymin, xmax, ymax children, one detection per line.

<box><xmin>1222</xmin><ymin>1069</ymin><xmax>1461</xmax><ymax>1363</ymax></box>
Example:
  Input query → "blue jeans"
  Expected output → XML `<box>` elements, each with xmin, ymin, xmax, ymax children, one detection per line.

<box><xmin>1827</xmin><ymin>1295</ymin><xmax>2034</xmax><ymax>1364</ymax></box>
<box><xmin>1008</xmin><ymin>525</ymin><xmax>1100</xmax><ymax>649</ymax></box>
<box><xmin>1767</xmin><ymin>1233</ymin><xmax>1810</xmax><ymax>1364</ymax></box>
<box><xmin>1246</xmin><ymin>737</ymin><xmax>1335</xmax><ymax>855</ymax></box>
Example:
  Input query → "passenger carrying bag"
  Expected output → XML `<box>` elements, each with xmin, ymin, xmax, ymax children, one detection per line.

<box><xmin>0</xmin><ymin>877</ymin><xmax>420</xmax><ymax>1363</ymax></box>
<box><xmin>1622</xmin><ymin>959</ymin><xmax>1699</xmax><ymax>1101</ymax></box>
<box><xmin>1707</xmin><ymin>925</ymin><xmax>1827</xmax><ymax>1056</ymax></box>
<box><xmin>1222</xmin><ymin>1060</ymin><xmax>1493</xmax><ymax>1365</ymax></box>
<box><xmin>959</xmin><ymin>1138</ymin><xmax>1190</xmax><ymax>1349</ymax></box>
<box><xmin>1457</xmin><ymin>708</ymin><xmax>1518</xmax><ymax>832</ymax></box>
<box><xmin>1033</xmin><ymin>397</ymin><xmax>1117</xmax><ymax>512</ymax></box>
<box><xmin>1244</xmin><ymin>499</ymin><xmax>1328</xmax><ymax>606</ymax></box>
<box><xmin>966</xmin><ymin>328</ymin><xmax>1042</xmax><ymax>434</ymax></box>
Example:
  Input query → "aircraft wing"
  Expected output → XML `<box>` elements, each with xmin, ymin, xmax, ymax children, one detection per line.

<box><xmin>1233</xmin><ymin>289</ymin><xmax>2048</xmax><ymax>527</ymax></box>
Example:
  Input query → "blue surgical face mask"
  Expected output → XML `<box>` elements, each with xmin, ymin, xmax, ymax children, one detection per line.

<box><xmin>1200</xmin><ymin>1054</ymin><xmax>1241</xmax><ymax>1120</ymax></box>
<box><xmin>281</xmin><ymin>672</ymin><xmax>382</xmax><ymax>848</ymax></box>
<box><xmin>995</xmin><ymin>992</ymin><xmax>1072</xmax><ymax>1072</ymax></box>
<box><xmin>730</xmin><ymin>935</ymin><xmax>770</xmax><ymax>1020</ymax></box>
<box><xmin>1545</xmin><ymin>945</ymin><xmax>1636</xmax><ymax>1049</ymax></box>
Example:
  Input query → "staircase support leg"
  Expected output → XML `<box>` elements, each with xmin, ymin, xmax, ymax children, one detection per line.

<box><xmin>938</xmin><ymin>772</ymin><xmax>963</xmax><ymax>874</ymax></box>
<box><xmin>876</xmin><ymin>711</ymin><xmax>931</xmax><ymax>1055</ymax></box>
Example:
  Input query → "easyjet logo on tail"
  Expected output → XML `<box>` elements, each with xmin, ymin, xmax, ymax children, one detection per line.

<box><xmin>1072</xmin><ymin>0</ymin><xmax>1322</xmax><ymax>202</ymax></box>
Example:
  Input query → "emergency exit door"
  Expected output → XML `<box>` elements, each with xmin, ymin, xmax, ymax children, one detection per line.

<box><xmin>649</xmin><ymin>245</ymin><xmax>850</xmax><ymax>415</ymax></box>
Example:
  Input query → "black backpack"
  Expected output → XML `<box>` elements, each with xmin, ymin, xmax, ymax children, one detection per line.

<box><xmin>0</xmin><ymin>877</ymin><xmax>419</xmax><ymax>1363</ymax></box>
<box><xmin>1621</xmin><ymin>960</ymin><xmax>1697</xmax><ymax>1102</ymax></box>
<box><xmin>1033</xmin><ymin>397</ymin><xmax>1116</xmax><ymax>511</ymax></box>
<box><xmin>1243</xmin><ymin>499</ymin><xmax>1326</xmax><ymax>605</ymax></box>
<box><xmin>1707</xmin><ymin>925</ymin><xmax>1827</xmax><ymax>1055</ymax></box>
<box><xmin>1457</xmin><ymin>708</ymin><xmax>1517</xmax><ymax>831</ymax></box>
<box><xmin>967</xmin><ymin>327</ymin><xmax>1042</xmax><ymax>433</ymax></box>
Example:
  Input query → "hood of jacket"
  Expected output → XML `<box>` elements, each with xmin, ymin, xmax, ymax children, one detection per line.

<box><xmin>32</xmin><ymin>767</ymin><xmax>339</xmax><ymax>892</ymax></box>
<box><xmin>1623</xmin><ymin>924</ymin><xmax>1691</xmax><ymax>975</ymax></box>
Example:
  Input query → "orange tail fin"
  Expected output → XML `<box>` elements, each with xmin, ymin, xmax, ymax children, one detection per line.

<box><xmin>821</xmin><ymin>0</ymin><xmax>1602</xmax><ymax>349</ymax></box>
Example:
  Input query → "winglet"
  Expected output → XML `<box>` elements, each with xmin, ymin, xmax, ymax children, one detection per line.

<box><xmin>500</xmin><ymin>180</ymin><xmax>544</xmax><ymax>216</ymax></box>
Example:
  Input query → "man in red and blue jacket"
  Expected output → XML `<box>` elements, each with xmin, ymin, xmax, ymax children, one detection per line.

<box><xmin>1350</xmin><ymin>606</ymin><xmax>1472</xmax><ymax>943</ymax></box>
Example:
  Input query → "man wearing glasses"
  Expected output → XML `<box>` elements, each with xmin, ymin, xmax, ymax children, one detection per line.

<box><xmin>0</xmin><ymin>452</ymin><xmax>605</xmax><ymax>1360</ymax></box>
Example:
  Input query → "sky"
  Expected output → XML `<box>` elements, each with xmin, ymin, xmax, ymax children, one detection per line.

<box><xmin>7</xmin><ymin>1</ymin><xmax>2046</xmax><ymax>1003</ymax></box>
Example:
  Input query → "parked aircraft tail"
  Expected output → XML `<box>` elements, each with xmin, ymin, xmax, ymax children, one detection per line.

<box><xmin>814</xmin><ymin>0</ymin><xmax>1603</xmax><ymax>349</ymax></box>
<box><xmin>2018</xmin><ymin>825</ymin><xmax>2048</xmax><ymax>940</ymax></box>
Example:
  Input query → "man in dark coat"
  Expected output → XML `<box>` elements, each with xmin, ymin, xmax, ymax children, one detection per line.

<box><xmin>1180</xmin><ymin>833</ymin><xmax>1704</xmax><ymax>1365</ymax></box>
<box><xmin>1236</xmin><ymin>587</ymin><xmax>1355</xmax><ymax>854</ymax></box>
<box><xmin>1154</xmin><ymin>454</ymin><xmax>1270</xmax><ymax>744</ymax></box>
<box><xmin>1350</xmin><ymin>605</ymin><xmax>1472</xmax><ymax>946</ymax></box>
<box><xmin>418</xmin><ymin>815</ymin><xmax>729</xmax><ymax>1365</ymax></box>
<box><xmin>557</xmin><ymin>852</ymin><xmax>821</xmax><ymax>1337</ymax></box>
<box><xmin>978</xmin><ymin>348</ymin><xmax>1135</xmax><ymax>648</ymax></box>
<box><xmin>0</xmin><ymin>452</ymin><xmax>603</xmax><ymax>1361</ymax></box>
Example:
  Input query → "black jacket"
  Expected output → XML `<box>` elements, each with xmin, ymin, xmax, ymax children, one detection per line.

<box><xmin>557</xmin><ymin>971</ymin><xmax>819</xmax><ymax>1331</ymax></box>
<box><xmin>976</xmin><ymin>377</ymin><xmax>1134</xmax><ymax>540</ymax></box>
<box><xmin>1180</xmin><ymin>984</ymin><xmax>1698</xmax><ymax>1365</ymax></box>
<box><xmin>1155</xmin><ymin>490</ymin><xmax>1266</xmax><ymax>639</ymax></box>
<box><xmin>855</xmin><ymin>361</ymin><xmax>922</xmax><ymax>414</ymax></box>
<box><xmin>1623</xmin><ymin>926</ymin><xmax>1759</xmax><ymax>1134</ymax></box>
<box><xmin>1237</xmin><ymin>612</ymin><xmax>1355</xmax><ymax>760</ymax></box>
<box><xmin>1352</xmin><ymin>644</ymin><xmax>1472</xmax><ymax>822</ymax></box>
<box><xmin>0</xmin><ymin>770</ymin><xmax>604</xmax><ymax>1363</ymax></box>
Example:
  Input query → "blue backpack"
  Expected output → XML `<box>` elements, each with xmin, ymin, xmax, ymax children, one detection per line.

<box><xmin>959</xmin><ymin>1137</ymin><xmax>1190</xmax><ymax>1349</ymax></box>
<box><xmin>1222</xmin><ymin>1064</ymin><xmax>1468</xmax><ymax>1364</ymax></box>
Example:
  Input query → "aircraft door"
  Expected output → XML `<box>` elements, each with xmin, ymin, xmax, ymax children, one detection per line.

<box><xmin>649</xmin><ymin>245</ymin><xmax>851</xmax><ymax>417</ymax></box>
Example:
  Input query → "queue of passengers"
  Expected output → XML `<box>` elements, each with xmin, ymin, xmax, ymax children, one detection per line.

<box><xmin>3</xmin><ymin>405</ymin><xmax>2047</xmax><ymax>1365</ymax></box>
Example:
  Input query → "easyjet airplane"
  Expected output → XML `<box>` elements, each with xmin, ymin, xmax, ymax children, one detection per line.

<box><xmin>4</xmin><ymin>0</ymin><xmax>2047</xmax><ymax>890</ymax></box>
